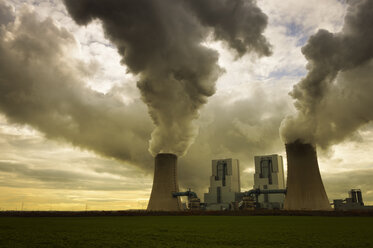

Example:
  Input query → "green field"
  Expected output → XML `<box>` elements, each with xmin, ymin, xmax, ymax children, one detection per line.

<box><xmin>0</xmin><ymin>216</ymin><xmax>372</xmax><ymax>248</ymax></box>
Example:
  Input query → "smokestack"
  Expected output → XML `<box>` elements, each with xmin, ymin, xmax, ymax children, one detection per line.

<box><xmin>147</xmin><ymin>153</ymin><xmax>182</xmax><ymax>211</ymax></box>
<box><xmin>284</xmin><ymin>141</ymin><xmax>331</xmax><ymax>210</ymax></box>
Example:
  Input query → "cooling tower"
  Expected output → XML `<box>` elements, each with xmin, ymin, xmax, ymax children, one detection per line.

<box><xmin>147</xmin><ymin>153</ymin><xmax>182</xmax><ymax>211</ymax></box>
<box><xmin>284</xmin><ymin>141</ymin><xmax>332</xmax><ymax>210</ymax></box>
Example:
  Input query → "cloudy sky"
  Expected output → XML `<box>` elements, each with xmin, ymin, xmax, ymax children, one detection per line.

<box><xmin>0</xmin><ymin>0</ymin><xmax>372</xmax><ymax>210</ymax></box>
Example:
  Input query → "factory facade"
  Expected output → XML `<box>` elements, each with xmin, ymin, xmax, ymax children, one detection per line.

<box><xmin>204</xmin><ymin>158</ymin><xmax>241</xmax><ymax>210</ymax></box>
<box><xmin>203</xmin><ymin>155</ymin><xmax>287</xmax><ymax>210</ymax></box>
<box><xmin>253</xmin><ymin>154</ymin><xmax>285</xmax><ymax>209</ymax></box>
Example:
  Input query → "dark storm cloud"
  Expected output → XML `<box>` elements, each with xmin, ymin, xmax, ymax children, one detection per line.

<box><xmin>280</xmin><ymin>0</ymin><xmax>373</xmax><ymax>148</ymax></box>
<box><xmin>0</xmin><ymin>0</ymin><xmax>14</xmax><ymax>26</ymax></box>
<box><xmin>0</xmin><ymin>161</ymin><xmax>151</xmax><ymax>191</ymax></box>
<box><xmin>183</xmin><ymin>0</ymin><xmax>272</xmax><ymax>56</ymax></box>
<box><xmin>0</xmin><ymin>4</ymin><xmax>153</xmax><ymax>170</ymax></box>
<box><xmin>63</xmin><ymin>0</ymin><xmax>271</xmax><ymax>156</ymax></box>
<box><xmin>0</xmin><ymin>161</ymin><xmax>88</xmax><ymax>183</ymax></box>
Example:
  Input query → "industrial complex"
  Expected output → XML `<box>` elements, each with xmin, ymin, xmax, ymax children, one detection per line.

<box><xmin>147</xmin><ymin>148</ymin><xmax>372</xmax><ymax>212</ymax></box>
<box><xmin>333</xmin><ymin>189</ymin><xmax>373</xmax><ymax>211</ymax></box>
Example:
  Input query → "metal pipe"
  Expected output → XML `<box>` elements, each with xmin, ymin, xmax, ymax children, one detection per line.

<box><xmin>172</xmin><ymin>190</ymin><xmax>198</xmax><ymax>199</ymax></box>
<box><xmin>243</xmin><ymin>189</ymin><xmax>287</xmax><ymax>197</ymax></box>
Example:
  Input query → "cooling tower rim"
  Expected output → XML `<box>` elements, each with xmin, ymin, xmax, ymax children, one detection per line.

<box><xmin>285</xmin><ymin>140</ymin><xmax>316</xmax><ymax>147</ymax></box>
<box><xmin>155</xmin><ymin>153</ymin><xmax>177</xmax><ymax>158</ymax></box>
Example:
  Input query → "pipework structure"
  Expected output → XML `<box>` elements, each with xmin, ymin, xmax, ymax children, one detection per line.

<box><xmin>172</xmin><ymin>190</ymin><xmax>201</xmax><ymax>210</ymax></box>
<box><xmin>147</xmin><ymin>153</ymin><xmax>182</xmax><ymax>211</ymax></box>
<box><xmin>242</xmin><ymin>189</ymin><xmax>287</xmax><ymax>209</ymax></box>
<box><xmin>172</xmin><ymin>190</ymin><xmax>198</xmax><ymax>199</ymax></box>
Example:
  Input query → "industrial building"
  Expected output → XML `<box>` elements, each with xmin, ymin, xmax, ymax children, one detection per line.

<box><xmin>146</xmin><ymin>153</ymin><xmax>372</xmax><ymax>212</ymax></box>
<box><xmin>334</xmin><ymin>189</ymin><xmax>373</xmax><ymax>211</ymax></box>
<box><xmin>253</xmin><ymin>154</ymin><xmax>286</xmax><ymax>209</ymax></box>
<box><xmin>204</xmin><ymin>158</ymin><xmax>241</xmax><ymax>210</ymax></box>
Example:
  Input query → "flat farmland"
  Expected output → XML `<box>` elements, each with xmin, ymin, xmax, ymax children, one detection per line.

<box><xmin>0</xmin><ymin>216</ymin><xmax>372</xmax><ymax>248</ymax></box>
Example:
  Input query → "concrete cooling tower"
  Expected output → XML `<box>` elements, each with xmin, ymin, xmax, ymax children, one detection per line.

<box><xmin>147</xmin><ymin>153</ymin><xmax>182</xmax><ymax>211</ymax></box>
<box><xmin>284</xmin><ymin>141</ymin><xmax>332</xmax><ymax>210</ymax></box>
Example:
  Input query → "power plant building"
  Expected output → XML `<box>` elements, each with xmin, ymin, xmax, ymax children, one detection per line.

<box><xmin>204</xmin><ymin>159</ymin><xmax>241</xmax><ymax>210</ymax></box>
<box><xmin>333</xmin><ymin>189</ymin><xmax>373</xmax><ymax>211</ymax></box>
<box><xmin>254</xmin><ymin>154</ymin><xmax>285</xmax><ymax>209</ymax></box>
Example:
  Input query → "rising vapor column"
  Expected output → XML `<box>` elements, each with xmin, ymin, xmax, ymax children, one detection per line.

<box><xmin>279</xmin><ymin>0</ymin><xmax>373</xmax><ymax>211</ymax></box>
<box><xmin>284</xmin><ymin>141</ymin><xmax>331</xmax><ymax>210</ymax></box>
<box><xmin>147</xmin><ymin>153</ymin><xmax>181</xmax><ymax>211</ymax></box>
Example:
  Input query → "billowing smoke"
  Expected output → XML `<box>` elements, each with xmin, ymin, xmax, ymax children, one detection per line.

<box><xmin>280</xmin><ymin>0</ymin><xmax>373</xmax><ymax>148</ymax></box>
<box><xmin>0</xmin><ymin>3</ymin><xmax>153</xmax><ymax>169</ymax></box>
<box><xmin>62</xmin><ymin>0</ymin><xmax>271</xmax><ymax>156</ymax></box>
<box><xmin>0</xmin><ymin>2</ymin><xmax>14</xmax><ymax>27</ymax></box>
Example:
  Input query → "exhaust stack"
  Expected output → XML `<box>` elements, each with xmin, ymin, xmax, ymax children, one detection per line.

<box><xmin>284</xmin><ymin>141</ymin><xmax>331</xmax><ymax>210</ymax></box>
<box><xmin>147</xmin><ymin>153</ymin><xmax>182</xmax><ymax>211</ymax></box>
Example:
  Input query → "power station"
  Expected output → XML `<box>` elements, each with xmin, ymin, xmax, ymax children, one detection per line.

<box><xmin>146</xmin><ymin>150</ymin><xmax>371</xmax><ymax>212</ymax></box>
<box><xmin>333</xmin><ymin>189</ymin><xmax>373</xmax><ymax>211</ymax></box>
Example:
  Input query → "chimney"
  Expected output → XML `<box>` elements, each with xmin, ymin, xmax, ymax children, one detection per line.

<box><xmin>147</xmin><ymin>153</ymin><xmax>182</xmax><ymax>211</ymax></box>
<box><xmin>284</xmin><ymin>141</ymin><xmax>331</xmax><ymax>210</ymax></box>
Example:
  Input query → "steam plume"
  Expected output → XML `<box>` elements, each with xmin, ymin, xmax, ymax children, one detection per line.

<box><xmin>280</xmin><ymin>0</ymin><xmax>373</xmax><ymax>148</ymax></box>
<box><xmin>0</xmin><ymin>1</ymin><xmax>14</xmax><ymax>27</ymax></box>
<box><xmin>63</xmin><ymin>0</ymin><xmax>271</xmax><ymax>156</ymax></box>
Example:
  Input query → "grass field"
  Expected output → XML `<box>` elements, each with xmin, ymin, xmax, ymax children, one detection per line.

<box><xmin>0</xmin><ymin>216</ymin><xmax>372</xmax><ymax>248</ymax></box>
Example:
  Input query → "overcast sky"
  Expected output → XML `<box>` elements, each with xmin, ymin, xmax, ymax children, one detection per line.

<box><xmin>0</xmin><ymin>0</ymin><xmax>372</xmax><ymax>210</ymax></box>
